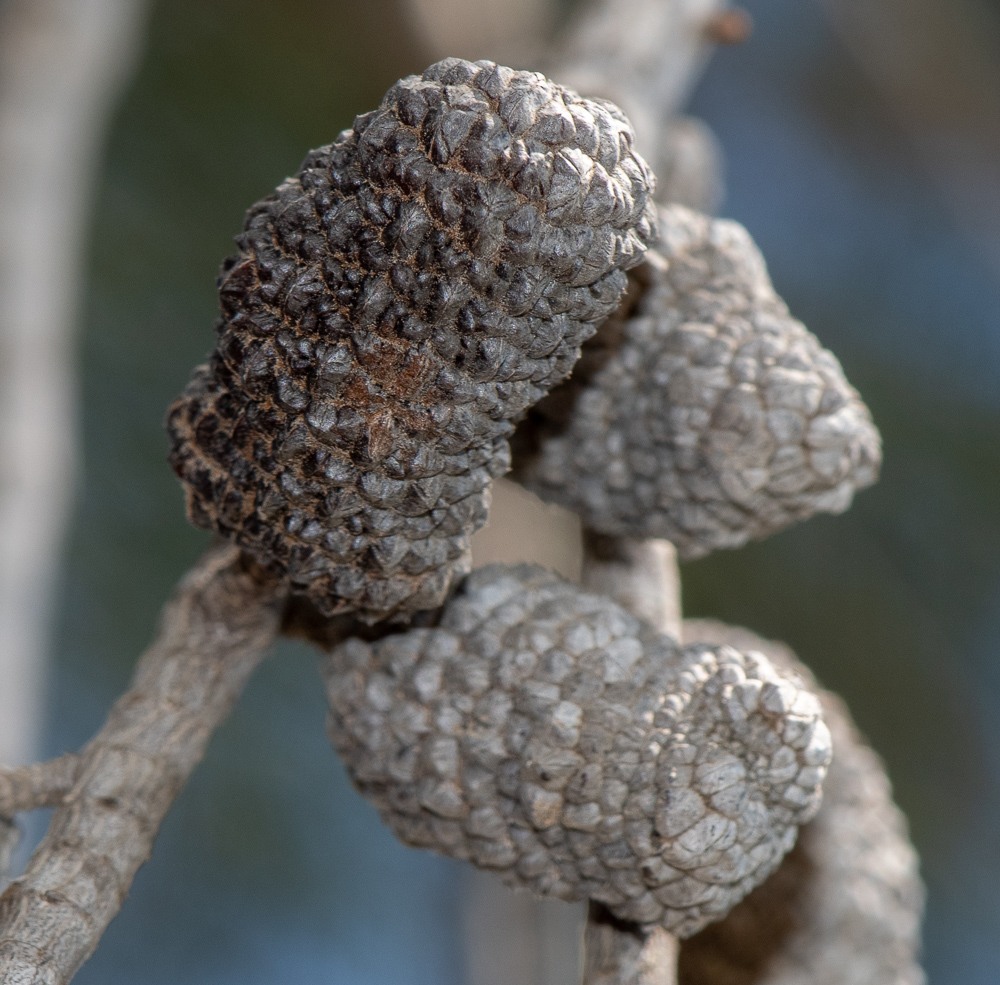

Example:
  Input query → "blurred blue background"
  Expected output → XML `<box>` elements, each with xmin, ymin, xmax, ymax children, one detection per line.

<box><xmin>18</xmin><ymin>0</ymin><xmax>1000</xmax><ymax>981</ymax></box>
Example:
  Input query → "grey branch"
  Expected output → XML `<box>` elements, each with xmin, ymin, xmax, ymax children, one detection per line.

<box><xmin>0</xmin><ymin>819</ymin><xmax>15</xmax><ymax>883</ymax></box>
<box><xmin>0</xmin><ymin>754</ymin><xmax>80</xmax><ymax>816</ymax></box>
<box><xmin>579</xmin><ymin>533</ymin><xmax>683</xmax><ymax>984</ymax></box>
<box><xmin>549</xmin><ymin>0</ymin><xmax>723</xmax><ymax>162</ymax></box>
<box><xmin>580</xmin><ymin>533</ymin><xmax>681</xmax><ymax>641</ymax></box>
<box><xmin>0</xmin><ymin>545</ymin><xmax>286</xmax><ymax>985</ymax></box>
<box><xmin>583</xmin><ymin>916</ymin><xmax>678</xmax><ymax>985</ymax></box>
<box><xmin>0</xmin><ymin>0</ymin><xmax>147</xmax><ymax>770</ymax></box>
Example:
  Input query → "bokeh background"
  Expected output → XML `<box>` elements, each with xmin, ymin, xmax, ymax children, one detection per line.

<box><xmin>2</xmin><ymin>0</ymin><xmax>1000</xmax><ymax>981</ymax></box>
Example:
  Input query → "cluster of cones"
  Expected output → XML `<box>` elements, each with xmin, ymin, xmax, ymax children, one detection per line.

<box><xmin>166</xmin><ymin>59</ymin><xmax>922</xmax><ymax>982</ymax></box>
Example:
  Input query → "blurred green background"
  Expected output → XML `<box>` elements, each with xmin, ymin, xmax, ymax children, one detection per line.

<box><xmin>33</xmin><ymin>0</ymin><xmax>1000</xmax><ymax>981</ymax></box>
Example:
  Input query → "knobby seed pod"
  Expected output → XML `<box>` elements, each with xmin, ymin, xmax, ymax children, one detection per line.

<box><xmin>323</xmin><ymin>565</ymin><xmax>831</xmax><ymax>938</ymax></box>
<box><xmin>679</xmin><ymin>621</ymin><xmax>924</xmax><ymax>985</ymax></box>
<box><xmin>167</xmin><ymin>58</ymin><xmax>656</xmax><ymax>622</ymax></box>
<box><xmin>516</xmin><ymin>204</ymin><xmax>881</xmax><ymax>559</ymax></box>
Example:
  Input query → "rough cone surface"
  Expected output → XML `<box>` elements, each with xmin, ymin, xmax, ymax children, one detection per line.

<box><xmin>518</xmin><ymin>205</ymin><xmax>881</xmax><ymax>559</ymax></box>
<box><xmin>323</xmin><ymin>564</ymin><xmax>830</xmax><ymax>937</ymax></box>
<box><xmin>168</xmin><ymin>58</ymin><xmax>656</xmax><ymax>622</ymax></box>
<box><xmin>678</xmin><ymin>620</ymin><xmax>925</xmax><ymax>985</ymax></box>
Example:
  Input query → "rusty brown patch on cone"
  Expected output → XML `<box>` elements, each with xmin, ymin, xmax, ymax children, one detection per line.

<box><xmin>705</xmin><ymin>8</ymin><xmax>753</xmax><ymax>46</ymax></box>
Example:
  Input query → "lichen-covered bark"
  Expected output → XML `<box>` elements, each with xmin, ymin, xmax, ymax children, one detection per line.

<box><xmin>0</xmin><ymin>754</ymin><xmax>80</xmax><ymax>817</ymax></box>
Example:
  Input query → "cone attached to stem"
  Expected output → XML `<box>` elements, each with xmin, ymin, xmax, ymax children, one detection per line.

<box><xmin>168</xmin><ymin>58</ymin><xmax>656</xmax><ymax>623</ymax></box>
<box><xmin>517</xmin><ymin>204</ymin><xmax>881</xmax><ymax>559</ymax></box>
<box><xmin>324</xmin><ymin>564</ymin><xmax>831</xmax><ymax>938</ymax></box>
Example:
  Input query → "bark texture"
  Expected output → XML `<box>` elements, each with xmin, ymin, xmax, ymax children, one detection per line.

<box><xmin>0</xmin><ymin>755</ymin><xmax>80</xmax><ymax>817</ymax></box>
<box><xmin>0</xmin><ymin>545</ymin><xmax>285</xmax><ymax>985</ymax></box>
<box><xmin>584</xmin><ymin>908</ymin><xmax>679</xmax><ymax>985</ymax></box>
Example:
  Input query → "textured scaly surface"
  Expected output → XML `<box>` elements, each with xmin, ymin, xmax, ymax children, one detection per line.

<box><xmin>168</xmin><ymin>58</ymin><xmax>656</xmax><ymax>622</ymax></box>
<box><xmin>324</xmin><ymin>564</ymin><xmax>831</xmax><ymax>937</ymax></box>
<box><xmin>519</xmin><ymin>204</ymin><xmax>881</xmax><ymax>559</ymax></box>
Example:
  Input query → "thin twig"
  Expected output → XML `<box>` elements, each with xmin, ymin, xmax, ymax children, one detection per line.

<box><xmin>583</xmin><ymin>906</ymin><xmax>678</xmax><ymax>985</ymax></box>
<box><xmin>580</xmin><ymin>533</ymin><xmax>681</xmax><ymax>639</ymax></box>
<box><xmin>439</xmin><ymin>6</ymin><xmax>724</xmax><ymax>982</ymax></box>
<box><xmin>0</xmin><ymin>544</ymin><xmax>286</xmax><ymax>985</ymax></box>
<box><xmin>0</xmin><ymin>818</ymin><xmax>16</xmax><ymax>884</ymax></box>
<box><xmin>0</xmin><ymin>754</ymin><xmax>80</xmax><ymax>816</ymax></box>
<box><xmin>579</xmin><ymin>534</ymin><xmax>682</xmax><ymax>985</ymax></box>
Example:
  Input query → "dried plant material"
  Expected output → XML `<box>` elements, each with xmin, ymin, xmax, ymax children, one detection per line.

<box><xmin>324</xmin><ymin>564</ymin><xmax>830</xmax><ymax>937</ymax></box>
<box><xmin>518</xmin><ymin>205</ymin><xmax>881</xmax><ymax>559</ymax></box>
<box><xmin>679</xmin><ymin>620</ymin><xmax>925</xmax><ymax>985</ymax></box>
<box><xmin>168</xmin><ymin>58</ymin><xmax>656</xmax><ymax>623</ymax></box>
<box><xmin>584</xmin><ymin>913</ymin><xmax>679</xmax><ymax>985</ymax></box>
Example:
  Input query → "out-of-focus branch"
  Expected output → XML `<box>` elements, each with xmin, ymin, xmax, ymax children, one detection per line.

<box><xmin>580</xmin><ymin>533</ymin><xmax>681</xmax><ymax>640</ymax></box>
<box><xmin>0</xmin><ymin>819</ymin><xmax>15</xmax><ymax>880</ymax></box>
<box><xmin>0</xmin><ymin>0</ymin><xmax>147</xmax><ymax>767</ymax></box>
<box><xmin>0</xmin><ymin>545</ymin><xmax>286</xmax><ymax>985</ymax></box>
<box><xmin>654</xmin><ymin>116</ymin><xmax>724</xmax><ymax>213</ymax></box>
<box><xmin>0</xmin><ymin>754</ymin><xmax>80</xmax><ymax>816</ymax></box>
<box><xmin>402</xmin><ymin>0</ymin><xmax>556</xmax><ymax>67</ymax></box>
<box><xmin>548</xmin><ymin>0</ymin><xmax>724</xmax><ymax>177</ymax></box>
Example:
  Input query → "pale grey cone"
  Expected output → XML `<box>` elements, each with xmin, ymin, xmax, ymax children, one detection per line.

<box><xmin>518</xmin><ymin>205</ymin><xmax>882</xmax><ymax>560</ymax></box>
<box><xmin>679</xmin><ymin>620</ymin><xmax>925</xmax><ymax>985</ymax></box>
<box><xmin>323</xmin><ymin>564</ymin><xmax>831</xmax><ymax>938</ymax></box>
